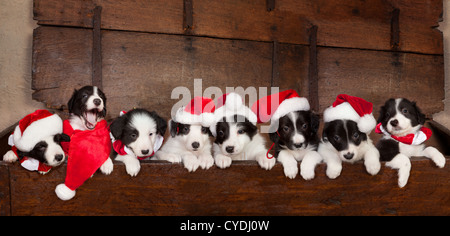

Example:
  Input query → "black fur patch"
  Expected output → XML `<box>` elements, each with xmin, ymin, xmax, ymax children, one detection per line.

<box><xmin>322</xmin><ymin>120</ymin><xmax>367</xmax><ymax>152</ymax></box>
<box><xmin>214</xmin><ymin>115</ymin><xmax>257</xmax><ymax>145</ymax></box>
<box><xmin>67</xmin><ymin>85</ymin><xmax>107</xmax><ymax>118</ymax></box>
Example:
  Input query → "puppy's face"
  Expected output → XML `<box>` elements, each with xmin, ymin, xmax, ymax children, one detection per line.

<box><xmin>378</xmin><ymin>98</ymin><xmax>425</xmax><ymax>137</ymax></box>
<box><xmin>271</xmin><ymin>111</ymin><xmax>319</xmax><ymax>151</ymax></box>
<box><xmin>170</xmin><ymin>121</ymin><xmax>211</xmax><ymax>152</ymax></box>
<box><xmin>16</xmin><ymin>134</ymin><xmax>70</xmax><ymax>167</ymax></box>
<box><xmin>322</xmin><ymin>120</ymin><xmax>367</xmax><ymax>162</ymax></box>
<box><xmin>68</xmin><ymin>86</ymin><xmax>107</xmax><ymax>130</ymax></box>
<box><xmin>214</xmin><ymin>115</ymin><xmax>257</xmax><ymax>156</ymax></box>
<box><xmin>110</xmin><ymin>109</ymin><xmax>167</xmax><ymax>157</ymax></box>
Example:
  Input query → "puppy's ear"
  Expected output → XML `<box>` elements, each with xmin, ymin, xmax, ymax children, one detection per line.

<box><xmin>412</xmin><ymin>102</ymin><xmax>426</xmax><ymax>125</ymax></box>
<box><xmin>67</xmin><ymin>89</ymin><xmax>78</xmax><ymax>113</ymax></box>
<box><xmin>269</xmin><ymin>132</ymin><xmax>280</xmax><ymax>143</ymax></box>
<box><xmin>110</xmin><ymin>115</ymin><xmax>127</xmax><ymax>139</ymax></box>
<box><xmin>377</xmin><ymin>105</ymin><xmax>386</xmax><ymax>124</ymax></box>
<box><xmin>169</xmin><ymin>120</ymin><xmax>179</xmax><ymax>137</ymax></box>
<box><xmin>321</xmin><ymin>122</ymin><xmax>330</xmax><ymax>142</ymax></box>
<box><xmin>310</xmin><ymin>112</ymin><xmax>320</xmax><ymax>134</ymax></box>
<box><xmin>150</xmin><ymin>111</ymin><xmax>167</xmax><ymax>136</ymax></box>
<box><xmin>54</xmin><ymin>133</ymin><xmax>71</xmax><ymax>143</ymax></box>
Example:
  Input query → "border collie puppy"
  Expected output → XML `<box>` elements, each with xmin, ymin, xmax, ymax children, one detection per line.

<box><xmin>155</xmin><ymin>120</ymin><xmax>214</xmax><ymax>172</ymax></box>
<box><xmin>155</xmin><ymin>96</ymin><xmax>216</xmax><ymax>172</ymax></box>
<box><xmin>213</xmin><ymin>115</ymin><xmax>276</xmax><ymax>170</ymax></box>
<box><xmin>67</xmin><ymin>85</ymin><xmax>113</xmax><ymax>174</ymax></box>
<box><xmin>109</xmin><ymin>109</ymin><xmax>167</xmax><ymax>176</ymax></box>
<box><xmin>318</xmin><ymin>94</ymin><xmax>380</xmax><ymax>179</ymax></box>
<box><xmin>376</xmin><ymin>98</ymin><xmax>446</xmax><ymax>188</ymax></box>
<box><xmin>269</xmin><ymin>111</ymin><xmax>322</xmax><ymax>179</ymax></box>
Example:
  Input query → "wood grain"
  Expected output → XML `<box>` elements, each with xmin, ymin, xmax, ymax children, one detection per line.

<box><xmin>0</xmin><ymin>163</ymin><xmax>10</xmax><ymax>216</ymax></box>
<box><xmin>5</xmin><ymin>158</ymin><xmax>450</xmax><ymax>216</ymax></box>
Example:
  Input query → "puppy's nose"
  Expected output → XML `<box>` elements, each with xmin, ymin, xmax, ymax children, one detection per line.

<box><xmin>55</xmin><ymin>154</ymin><xmax>64</xmax><ymax>162</ymax></box>
<box><xmin>93</xmin><ymin>98</ymin><xmax>102</xmax><ymax>106</ymax></box>
<box><xmin>293</xmin><ymin>143</ymin><xmax>303</xmax><ymax>148</ymax></box>
<box><xmin>344</xmin><ymin>152</ymin><xmax>354</xmax><ymax>160</ymax></box>
<box><xmin>141</xmin><ymin>149</ymin><xmax>150</xmax><ymax>155</ymax></box>
<box><xmin>390</xmin><ymin>119</ymin><xmax>399</xmax><ymax>127</ymax></box>
<box><xmin>192</xmin><ymin>142</ymin><xmax>200</xmax><ymax>149</ymax></box>
<box><xmin>226</xmin><ymin>146</ymin><xmax>234</xmax><ymax>153</ymax></box>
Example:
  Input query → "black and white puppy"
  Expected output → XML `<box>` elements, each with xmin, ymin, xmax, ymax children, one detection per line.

<box><xmin>318</xmin><ymin>120</ymin><xmax>380</xmax><ymax>179</ymax></box>
<box><xmin>155</xmin><ymin>120</ymin><xmax>214</xmax><ymax>172</ymax></box>
<box><xmin>269</xmin><ymin>111</ymin><xmax>322</xmax><ymax>179</ymax></box>
<box><xmin>376</xmin><ymin>98</ymin><xmax>445</xmax><ymax>188</ymax></box>
<box><xmin>109</xmin><ymin>109</ymin><xmax>167</xmax><ymax>176</ymax></box>
<box><xmin>67</xmin><ymin>85</ymin><xmax>113</xmax><ymax>174</ymax></box>
<box><xmin>213</xmin><ymin>115</ymin><xmax>276</xmax><ymax>170</ymax></box>
<box><xmin>3</xmin><ymin>133</ymin><xmax>70</xmax><ymax>174</ymax></box>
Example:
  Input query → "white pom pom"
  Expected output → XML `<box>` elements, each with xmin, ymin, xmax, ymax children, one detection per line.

<box><xmin>358</xmin><ymin>114</ymin><xmax>376</xmax><ymax>134</ymax></box>
<box><xmin>55</xmin><ymin>183</ymin><xmax>76</xmax><ymax>201</ymax></box>
<box><xmin>225</xmin><ymin>92</ymin><xmax>243</xmax><ymax>111</ymax></box>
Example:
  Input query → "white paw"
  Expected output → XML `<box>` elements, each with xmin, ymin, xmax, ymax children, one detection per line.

<box><xmin>215</xmin><ymin>154</ymin><xmax>232</xmax><ymax>169</ymax></box>
<box><xmin>432</xmin><ymin>154</ymin><xmax>446</xmax><ymax>168</ymax></box>
<box><xmin>125</xmin><ymin>160</ymin><xmax>141</xmax><ymax>177</ymax></box>
<box><xmin>183</xmin><ymin>155</ymin><xmax>199</xmax><ymax>172</ymax></box>
<box><xmin>300</xmin><ymin>164</ymin><xmax>315</xmax><ymax>180</ymax></box>
<box><xmin>326</xmin><ymin>164</ymin><xmax>342</xmax><ymax>179</ymax></box>
<box><xmin>283</xmin><ymin>164</ymin><xmax>298</xmax><ymax>179</ymax></box>
<box><xmin>100</xmin><ymin>158</ymin><xmax>113</xmax><ymax>175</ymax></box>
<box><xmin>198</xmin><ymin>153</ymin><xmax>214</xmax><ymax>170</ymax></box>
<box><xmin>258</xmin><ymin>156</ymin><xmax>276</xmax><ymax>170</ymax></box>
<box><xmin>3</xmin><ymin>150</ymin><xmax>18</xmax><ymax>163</ymax></box>
<box><xmin>365</xmin><ymin>160</ymin><xmax>381</xmax><ymax>176</ymax></box>
<box><xmin>164</xmin><ymin>153</ymin><xmax>183</xmax><ymax>163</ymax></box>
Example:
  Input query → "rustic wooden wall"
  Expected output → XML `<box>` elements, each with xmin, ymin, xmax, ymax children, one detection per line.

<box><xmin>32</xmin><ymin>0</ymin><xmax>444</xmax><ymax>120</ymax></box>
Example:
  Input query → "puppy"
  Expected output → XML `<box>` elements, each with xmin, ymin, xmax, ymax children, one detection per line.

<box><xmin>376</xmin><ymin>98</ymin><xmax>446</xmax><ymax>188</ymax></box>
<box><xmin>213</xmin><ymin>115</ymin><xmax>276</xmax><ymax>170</ymax></box>
<box><xmin>67</xmin><ymin>85</ymin><xmax>113</xmax><ymax>174</ymax></box>
<box><xmin>155</xmin><ymin>120</ymin><xmax>214</xmax><ymax>172</ymax></box>
<box><xmin>269</xmin><ymin>111</ymin><xmax>322</xmax><ymax>179</ymax></box>
<box><xmin>3</xmin><ymin>133</ymin><xmax>70</xmax><ymax>174</ymax></box>
<box><xmin>109</xmin><ymin>109</ymin><xmax>167</xmax><ymax>176</ymax></box>
<box><xmin>319</xmin><ymin>120</ymin><xmax>380</xmax><ymax>179</ymax></box>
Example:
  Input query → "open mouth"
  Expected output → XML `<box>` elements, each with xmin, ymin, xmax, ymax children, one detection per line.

<box><xmin>83</xmin><ymin>109</ymin><xmax>100</xmax><ymax>130</ymax></box>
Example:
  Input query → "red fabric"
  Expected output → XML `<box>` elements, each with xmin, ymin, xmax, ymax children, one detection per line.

<box><xmin>251</xmin><ymin>89</ymin><xmax>300</xmax><ymax>123</ymax></box>
<box><xmin>11</xmin><ymin>145</ymin><xmax>53</xmax><ymax>173</ymax></box>
<box><xmin>185</xmin><ymin>96</ymin><xmax>215</xmax><ymax>115</ymax></box>
<box><xmin>62</xmin><ymin>120</ymin><xmax>111</xmax><ymax>191</ymax></box>
<box><xmin>17</xmin><ymin>110</ymin><xmax>53</xmax><ymax>135</ymax></box>
<box><xmin>375</xmin><ymin>123</ymin><xmax>432</xmax><ymax>145</ymax></box>
<box><xmin>333</xmin><ymin>94</ymin><xmax>373</xmax><ymax>117</ymax></box>
<box><xmin>112</xmin><ymin>140</ymin><xmax>154</xmax><ymax>160</ymax></box>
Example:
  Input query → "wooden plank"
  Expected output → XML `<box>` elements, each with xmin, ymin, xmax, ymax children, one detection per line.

<box><xmin>7</xmin><ymin>158</ymin><xmax>450</xmax><ymax>216</ymax></box>
<box><xmin>34</xmin><ymin>0</ymin><xmax>443</xmax><ymax>55</ymax></box>
<box><xmin>318</xmin><ymin>47</ymin><xmax>445</xmax><ymax>116</ymax></box>
<box><xmin>0</xmin><ymin>163</ymin><xmax>10</xmax><ymax>216</ymax></box>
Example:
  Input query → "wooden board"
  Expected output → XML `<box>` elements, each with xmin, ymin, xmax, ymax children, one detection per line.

<box><xmin>33</xmin><ymin>0</ymin><xmax>443</xmax><ymax>55</ymax></box>
<box><xmin>6</xmin><ymin>158</ymin><xmax>450</xmax><ymax>216</ymax></box>
<box><xmin>0</xmin><ymin>163</ymin><xmax>10</xmax><ymax>216</ymax></box>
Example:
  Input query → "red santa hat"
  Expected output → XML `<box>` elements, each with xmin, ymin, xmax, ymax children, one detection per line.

<box><xmin>11</xmin><ymin>109</ymin><xmax>63</xmax><ymax>152</ymax></box>
<box><xmin>251</xmin><ymin>89</ymin><xmax>310</xmax><ymax>124</ymax></box>
<box><xmin>210</xmin><ymin>92</ymin><xmax>257</xmax><ymax>136</ymax></box>
<box><xmin>173</xmin><ymin>96</ymin><xmax>216</xmax><ymax>127</ymax></box>
<box><xmin>323</xmin><ymin>94</ymin><xmax>376</xmax><ymax>133</ymax></box>
<box><xmin>55</xmin><ymin>119</ymin><xmax>111</xmax><ymax>201</ymax></box>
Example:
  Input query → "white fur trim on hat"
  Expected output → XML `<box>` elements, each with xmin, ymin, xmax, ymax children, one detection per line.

<box><xmin>323</xmin><ymin>102</ymin><xmax>376</xmax><ymax>133</ymax></box>
<box><xmin>271</xmin><ymin>97</ymin><xmax>310</xmax><ymax>121</ymax></box>
<box><xmin>174</xmin><ymin>106</ymin><xmax>216</xmax><ymax>127</ymax></box>
<box><xmin>13</xmin><ymin>114</ymin><xmax>63</xmax><ymax>152</ymax></box>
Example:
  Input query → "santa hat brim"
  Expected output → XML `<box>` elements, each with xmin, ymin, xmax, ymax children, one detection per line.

<box><xmin>13</xmin><ymin>114</ymin><xmax>63</xmax><ymax>152</ymax></box>
<box><xmin>271</xmin><ymin>97</ymin><xmax>310</xmax><ymax>122</ymax></box>
<box><xmin>174</xmin><ymin>106</ymin><xmax>216</xmax><ymax>127</ymax></box>
<box><xmin>323</xmin><ymin>102</ymin><xmax>376</xmax><ymax>133</ymax></box>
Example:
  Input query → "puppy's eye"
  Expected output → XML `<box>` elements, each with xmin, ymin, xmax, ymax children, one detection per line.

<box><xmin>183</xmin><ymin>127</ymin><xmax>189</xmax><ymax>132</ymax></box>
<box><xmin>82</xmin><ymin>94</ymin><xmax>88</xmax><ymax>99</ymax></box>
<box><xmin>201</xmin><ymin>127</ymin><xmax>208</xmax><ymax>133</ymax></box>
<box><xmin>237</xmin><ymin>129</ymin><xmax>245</xmax><ymax>134</ymax></box>
<box><xmin>333</xmin><ymin>135</ymin><xmax>340</xmax><ymax>142</ymax></box>
<box><xmin>302</xmin><ymin>124</ymin><xmax>308</xmax><ymax>130</ymax></box>
<box><xmin>283</xmin><ymin>126</ymin><xmax>289</xmax><ymax>132</ymax></box>
<box><xmin>353</xmin><ymin>133</ymin><xmax>360</xmax><ymax>139</ymax></box>
<box><xmin>218</xmin><ymin>130</ymin><xmax>224</xmax><ymax>137</ymax></box>
<box><xmin>130</xmin><ymin>134</ymin><xmax>137</xmax><ymax>139</ymax></box>
<box><xmin>402</xmin><ymin>108</ymin><xmax>408</xmax><ymax>114</ymax></box>
<box><xmin>149</xmin><ymin>133</ymin><xmax>153</xmax><ymax>136</ymax></box>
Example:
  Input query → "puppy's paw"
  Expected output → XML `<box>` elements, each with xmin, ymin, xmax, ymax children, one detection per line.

<box><xmin>432</xmin><ymin>153</ymin><xmax>446</xmax><ymax>168</ymax></box>
<box><xmin>3</xmin><ymin>150</ymin><xmax>18</xmax><ymax>163</ymax></box>
<box><xmin>365</xmin><ymin>160</ymin><xmax>381</xmax><ymax>176</ymax></box>
<box><xmin>125</xmin><ymin>160</ymin><xmax>141</xmax><ymax>177</ymax></box>
<box><xmin>300</xmin><ymin>164</ymin><xmax>315</xmax><ymax>180</ymax></box>
<box><xmin>164</xmin><ymin>153</ymin><xmax>182</xmax><ymax>163</ymax></box>
<box><xmin>258</xmin><ymin>157</ymin><xmax>276</xmax><ymax>170</ymax></box>
<box><xmin>100</xmin><ymin>158</ymin><xmax>113</xmax><ymax>175</ymax></box>
<box><xmin>326</xmin><ymin>164</ymin><xmax>342</xmax><ymax>179</ymax></box>
<box><xmin>215</xmin><ymin>154</ymin><xmax>232</xmax><ymax>169</ymax></box>
<box><xmin>198</xmin><ymin>153</ymin><xmax>214</xmax><ymax>170</ymax></box>
<box><xmin>283</xmin><ymin>164</ymin><xmax>298</xmax><ymax>179</ymax></box>
<box><xmin>183</xmin><ymin>155</ymin><xmax>199</xmax><ymax>172</ymax></box>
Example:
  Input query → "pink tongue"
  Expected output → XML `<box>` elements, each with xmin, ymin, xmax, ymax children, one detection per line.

<box><xmin>86</xmin><ymin>112</ymin><xmax>97</xmax><ymax>125</ymax></box>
